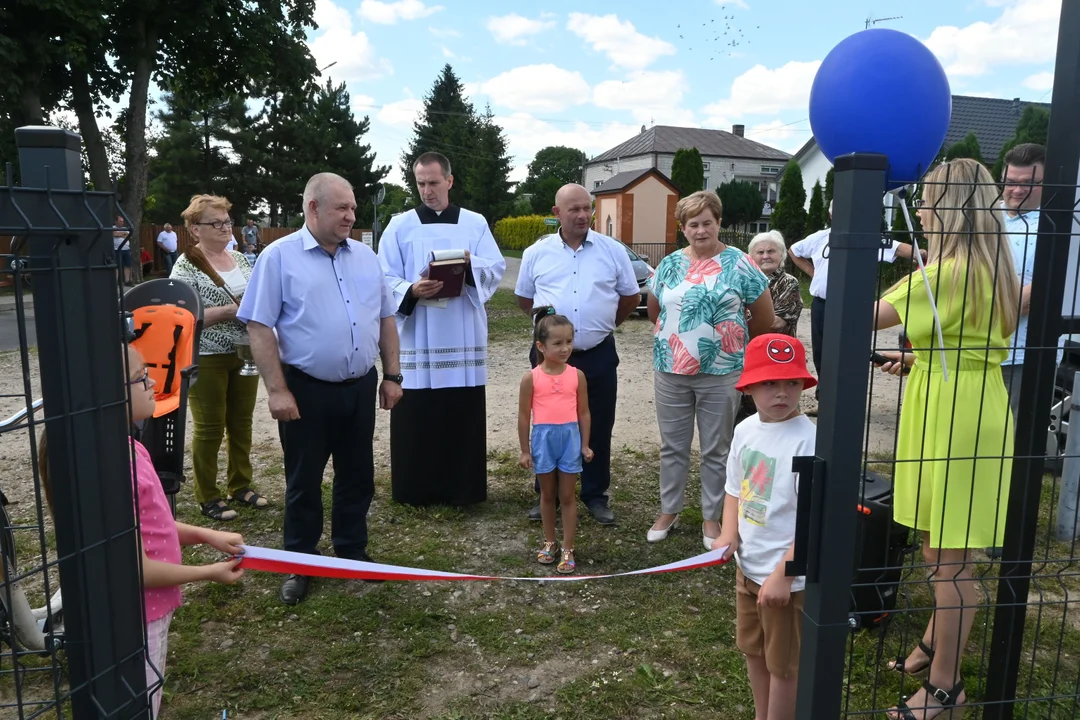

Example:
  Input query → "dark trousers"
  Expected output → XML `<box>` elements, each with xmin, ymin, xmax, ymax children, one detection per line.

<box><xmin>531</xmin><ymin>334</ymin><xmax>618</xmax><ymax>504</ymax></box>
<box><xmin>810</xmin><ymin>297</ymin><xmax>826</xmax><ymax>397</ymax></box>
<box><xmin>279</xmin><ymin>365</ymin><xmax>377</xmax><ymax>559</ymax></box>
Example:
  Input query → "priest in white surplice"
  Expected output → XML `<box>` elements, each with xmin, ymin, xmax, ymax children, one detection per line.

<box><xmin>378</xmin><ymin>152</ymin><xmax>506</xmax><ymax>506</ymax></box>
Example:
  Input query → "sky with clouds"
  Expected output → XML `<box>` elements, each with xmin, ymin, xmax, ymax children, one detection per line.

<box><xmin>309</xmin><ymin>0</ymin><xmax>1061</xmax><ymax>185</ymax></box>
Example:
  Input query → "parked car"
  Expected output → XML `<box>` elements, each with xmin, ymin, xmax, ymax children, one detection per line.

<box><xmin>623</xmin><ymin>244</ymin><xmax>654</xmax><ymax>314</ymax></box>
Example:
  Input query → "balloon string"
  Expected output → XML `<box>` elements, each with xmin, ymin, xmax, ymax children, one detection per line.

<box><xmin>899</xmin><ymin>200</ymin><xmax>949</xmax><ymax>383</ymax></box>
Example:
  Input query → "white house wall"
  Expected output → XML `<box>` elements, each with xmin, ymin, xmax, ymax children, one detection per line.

<box><xmin>586</xmin><ymin>154</ymin><xmax>783</xmax><ymax>194</ymax></box>
<box><xmin>798</xmin><ymin>146</ymin><xmax>832</xmax><ymax>211</ymax></box>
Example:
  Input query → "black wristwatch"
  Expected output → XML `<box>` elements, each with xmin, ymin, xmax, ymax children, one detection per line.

<box><xmin>384</xmin><ymin>373</ymin><xmax>403</xmax><ymax>384</ymax></box>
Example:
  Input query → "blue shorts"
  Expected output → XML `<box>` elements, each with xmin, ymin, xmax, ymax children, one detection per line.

<box><xmin>531</xmin><ymin>422</ymin><xmax>582</xmax><ymax>474</ymax></box>
<box><xmin>116</xmin><ymin>248</ymin><xmax>132</xmax><ymax>267</ymax></box>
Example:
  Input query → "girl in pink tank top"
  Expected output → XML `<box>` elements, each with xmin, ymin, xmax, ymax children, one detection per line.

<box><xmin>518</xmin><ymin>306</ymin><xmax>593</xmax><ymax>574</ymax></box>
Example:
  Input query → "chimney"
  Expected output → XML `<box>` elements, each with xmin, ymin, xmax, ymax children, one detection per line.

<box><xmin>732</xmin><ymin>124</ymin><xmax>745</xmax><ymax>137</ymax></box>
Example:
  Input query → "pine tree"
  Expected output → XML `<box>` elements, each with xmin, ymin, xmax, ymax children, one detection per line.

<box><xmin>992</xmin><ymin>106</ymin><xmax>1050</xmax><ymax>181</ymax></box>
<box><xmin>823</xmin><ymin>167</ymin><xmax>834</xmax><ymax>225</ymax></box>
<box><xmin>670</xmin><ymin>148</ymin><xmax>705</xmax><ymax>196</ymax></box>
<box><xmin>464</xmin><ymin>107</ymin><xmax>514</xmax><ymax>223</ymax></box>
<box><xmin>944</xmin><ymin>132</ymin><xmax>984</xmax><ymax>163</ymax></box>
<box><xmin>771</xmin><ymin>162</ymin><xmax>808</xmax><ymax>243</ymax></box>
<box><xmin>403</xmin><ymin>64</ymin><xmax>477</xmax><ymax>207</ymax></box>
<box><xmin>716</xmin><ymin>181</ymin><xmax>764</xmax><ymax>231</ymax></box>
<box><xmin>806</xmin><ymin>180</ymin><xmax>826</xmax><ymax>234</ymax></box>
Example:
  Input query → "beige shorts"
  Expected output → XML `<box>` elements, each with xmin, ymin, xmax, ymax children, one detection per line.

<box><xmin>735</xmin><ymin>568</ymin><xmax>804</xmax><ymax>679</ymax></box>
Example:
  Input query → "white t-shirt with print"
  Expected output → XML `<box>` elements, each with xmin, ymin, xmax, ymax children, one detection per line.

<box><xmin>725</xmin><ymin>413</ymin><xmax>816</xmax><ymax>591</ymax></box>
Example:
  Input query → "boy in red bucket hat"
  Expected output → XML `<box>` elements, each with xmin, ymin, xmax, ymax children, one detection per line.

<box><xmin>713</xmin><ymin>333</ymin><xmax>817</xmax><ymax>720</ymax></box>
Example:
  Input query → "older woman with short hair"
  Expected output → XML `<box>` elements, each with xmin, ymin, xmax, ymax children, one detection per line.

<box><xmin>645</xmin><ymin>190</ymin><xmax>775</xmax><ymax>548</ymax></box>
<box><xmin>172</xmin><ymin>194</ymin><xmax>267</xmax><ymax>521</ymax></box>
<box><xmin>746</xmin><ymin>230</ymin><xmax>802</xmax><ymax>336</ymax></box>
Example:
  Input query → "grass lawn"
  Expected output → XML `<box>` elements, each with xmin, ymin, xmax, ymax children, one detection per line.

<box><xmin>499</xmin><ymin>247</ymin><xmax>524</xmax><ymax>259</ymax></box>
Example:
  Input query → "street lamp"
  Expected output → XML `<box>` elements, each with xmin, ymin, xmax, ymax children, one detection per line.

<box><xmin>319</xmin><ymin>61</ymin><xmax>338</xmax><ymax>72</ymax></box>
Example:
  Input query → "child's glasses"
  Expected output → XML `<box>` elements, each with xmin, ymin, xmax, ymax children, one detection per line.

<box><xmin>128</xmin><ymin>369</ymin><xmax>152</xmax><ymax>391</ymax></box>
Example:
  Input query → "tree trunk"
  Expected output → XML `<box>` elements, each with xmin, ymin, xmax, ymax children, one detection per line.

<box><xmin>122</xmin><ymin>15</ymin><xmax>159</xmax><ymax>283</ymax></box>
<box><xmin>19</xmin><ymin>80</ymin><xmax>44</xmax><ymax>127</ymax></box>
<box><xmin>70</xmin><ymin>68</ymin><xmax>113</xmax><ymax>192</ymax></box>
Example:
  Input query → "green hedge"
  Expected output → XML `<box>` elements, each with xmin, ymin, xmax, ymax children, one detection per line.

<box><xmin>493</xmin><ymin>215</ymin><xmax>556</xmax><ymax>250</ymax></box>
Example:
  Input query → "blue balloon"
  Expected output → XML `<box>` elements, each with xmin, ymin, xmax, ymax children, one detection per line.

<box><xmin>809</xmin><ymin>29</ymin><xmax>951</xmax><ymax>188</ymax></box>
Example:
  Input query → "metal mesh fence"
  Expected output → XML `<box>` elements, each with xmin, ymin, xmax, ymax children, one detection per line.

<box><xmin>0</xmin><ymin>129</ymin><xmax>150</xmax><ymax>718</ymax></box>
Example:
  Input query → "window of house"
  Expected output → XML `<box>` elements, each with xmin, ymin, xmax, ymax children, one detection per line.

<box><xmin>761</xmin><ymin>166</ymin><xmax>781</xmax><ymax>175</ymax></box>
<box><xmin>606</xmin><ymin>216</ymin><xmax>613</xmax><ymax>236</ymax></box>
<box><xmin>594</xmin><ymin>180</ymin><xmax>602</xmax><ymax>189</ymax></box>
<box><xmin>703</xmin><ymin>176</ymin><xmax>710</xmax><ymax>190</ymax></box>
<box><xmin>702</xmin><ymin>162</ymin><xmax>711</xmax><ymax>171</ymax></box>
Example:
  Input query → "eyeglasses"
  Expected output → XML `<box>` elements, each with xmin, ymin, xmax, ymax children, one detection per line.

<box><xmin>912</xmin><ymin>199</ymin><xmax>926</xmax><ymax>209</ymax></box>
<box><xmin>128</xmin><ymin>368</ymin><xmax>152</xmax><ymax>391</ymax></box>
<box><xmin>194</xmin><ymin>218</ymin><xmax>234</xmax><ymax>230</ymax></box>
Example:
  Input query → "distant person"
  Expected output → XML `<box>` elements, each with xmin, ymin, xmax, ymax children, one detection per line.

<box><xmin>156</xmin><ymin>223</ymin><xmax>179</xmax><ymax>274</ymax></box>
<box><xmin>113</xmin><ymin>213</ymin><xmax>132</xmax><ymax>286</ymax></box>
<box><xmin>140</xmin><ymin>248</ymin><xmax>153</xmax><ymax>277</ymax></box>
<box><xmin>242</xmin><ymin>219</ymin><xmax>260</xmax><ymax>250</ymax></box>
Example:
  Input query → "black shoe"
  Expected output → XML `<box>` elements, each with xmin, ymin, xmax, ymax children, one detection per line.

<box><xmin>279</xmin><ymin>574</ymin><xmax>310</xmax><ymax>606</ymax></box>
<box><xmin>528</xmin><ymin>501</ymin><xmax>560</xmax><ymax>520</ymax></box>
<box><xmin>986</xmin><ymin>546</ymin><xmax>1003</xmax><ymax>559</ymax></box>
<box><xmin>586</xmin><ymin>499</ymin><xmax>616</xmax><ymax>525</ymax></box>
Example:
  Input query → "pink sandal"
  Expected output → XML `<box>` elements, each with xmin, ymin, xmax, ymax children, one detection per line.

<box><xmin>557</xmin><ymin>549</ymin><xmax>576</xmax><ymax>575</ymax></box>
<box><xmin>536</xmin><ymin>540</ymin><xmax>559</xmax><ymax>565</ymax></box>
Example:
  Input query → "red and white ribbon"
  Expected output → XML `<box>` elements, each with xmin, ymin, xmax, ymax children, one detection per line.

<box><xmin>237</xmin><ymin>545</ymin><xmax>730</xmax><ymax>583</ymax></box>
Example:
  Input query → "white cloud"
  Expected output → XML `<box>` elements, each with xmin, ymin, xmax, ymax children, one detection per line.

<box><xmin>351</xmin><ymin>94</ymin><xmax>377</xmax><ymax>115</ymax></box>
<box><xmin>1023</xmin><ymin>70</ymin><xmax>1055</xmax><ymax>91</ymax></box>
<box><xmin>744</xmin><ymin>119</ymin><xmax>809</xmax><ymax>153</ymax></box>
<box><xmin>702</xmin><ymin>60</ymin><xmax>821</xmax><ymax>122</ymax></box>
<box><xmin>377</xmin><ymin>98</ymin><xmax>425</xmax><ymax>128</ymax></box>
<box><xmin>441</xmin><ymin>46</ymin><xmax>455</xmax><ymax>59</ymax></box>
<box><xmin>479</xmin><ymin>65</ymin><xmax>591</xmax><ymax>113</ymax></box>
<box><xmin>310</xmin><ymin>0</ymin><xmax>393</xmax><ymax>82</ymax></box>
<box><xmin>359</xmin><ymin>0</ymin><xmax>442</xmax><ymax>25</ymax></box>
<box><xmin>428</xmin><ymin>26</ymin><xmax>459</xmax><ymax>38</ymax></box>
<box><xmin>592</xmin><ymin>71</ymin><xmax>696</xmax><ymax>125</ymax></box>
<box><xmin>714</xmin><ymin>0</ymin><xmax>750</xmax><ymax>8</ymax></box>
<box><xmin>492</xmin><ymin>113</ymin><xmax>641</xmax><ymax>182</ymax></box>
<box><xmin>568</xmin><ymin>13</ymin><xmax>676</xmax><ymax>70</ymax></box>
<box><xmin>924</xmin><ymin>0</ymin><xmax>1059</xmax><ymax>76</ymax></box>
<box><xmin>486</xmin><ymin>13</ymin><xmax>557</xmax><ymax>45</ymax></box>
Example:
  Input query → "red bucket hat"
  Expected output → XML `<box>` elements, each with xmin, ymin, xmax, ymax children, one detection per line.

<box><xmin>736</xmin><ymin>333</ymin><xmax>818</xmax><ymax>392</ymax></box>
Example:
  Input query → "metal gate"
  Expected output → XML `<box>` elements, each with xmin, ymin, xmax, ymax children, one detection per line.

<box><xmin>794</xmin><ymin>4</ymin><xmax>1080</xmax><ymax>719</ymax></box>
<box><xmin>0</xmin><ymin>129</ymin><xmax>149</xmax><ymax>717</ymax></box>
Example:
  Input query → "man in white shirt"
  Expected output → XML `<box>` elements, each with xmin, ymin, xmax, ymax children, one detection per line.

<box><xmin>789</xmin><ymin>201</ymin><xmax>920</xmax><ymax>396</ymax></box>
<box><xmin>156</xmin><ymin>223</ymin><xmax>179</xmax><ymax>274</ymax></box>
<box><xmin>515</xmin><ymin>183</ymin><xmax>640</xmax><ymax>525</ymax></box>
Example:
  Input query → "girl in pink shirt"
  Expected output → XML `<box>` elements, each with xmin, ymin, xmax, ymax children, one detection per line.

<box><xmin>517</xmin><ymin>306</ymin><xmax>593</xmax><ymax>574</ymax></box>
<box><xmin>39</xmin><ymin>344</ymin><xmax>247</xmax><ymax>718</ymax></box>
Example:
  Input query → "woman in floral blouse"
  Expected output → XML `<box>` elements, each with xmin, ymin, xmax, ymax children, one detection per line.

<box><xmin>172</xmin><ymin>194</ymin><xmax>268</xmax><ymax>521</ymax></box>
<box><xmin>645</xmin><ymin>191</ymin><xmax>775</xmax><ymax>548</ymax></box>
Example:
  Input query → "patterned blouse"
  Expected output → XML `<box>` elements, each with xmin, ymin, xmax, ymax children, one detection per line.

<box><xmin>756</xmin><ymin>269</ymin><xmax>803</xmax><ymax>337</ymax></box>
<box><xmin>170</xmin><ymin>251</ymin><xmax>252</xmax><ymax>355</ymax></box>
<box><xmin>648</xmin><ymin>246</ymin><xmax>768</xmax><ymax>376</ymax></box>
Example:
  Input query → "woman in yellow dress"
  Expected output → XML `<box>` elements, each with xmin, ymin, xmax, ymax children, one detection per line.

<box><xmin>873</xmin><ymin>158</ymin><xmax>1020</xmax><ymax>720</ymax></box>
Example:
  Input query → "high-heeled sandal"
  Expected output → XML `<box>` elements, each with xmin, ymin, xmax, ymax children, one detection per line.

<box><xmin>557</xmin><ymin>549</ymin><xmax>576</xmax><ymax>575</ymax></box>
<box><xmin>888</xmin><ymin>640</ymin><xmax>935</xmax><ymax>675</ymax></box>
<box><xmin>888</xmin><ymin>678</ymin><xmax>965</xmax><ymax>720</ymax></box>
<box><xmin>536</xmin><ymin>540</ymin><xmax>559</xmax><ymax>565</ymax></box>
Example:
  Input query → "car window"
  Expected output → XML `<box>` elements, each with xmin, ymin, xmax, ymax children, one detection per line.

<box><xmin>624</xmin><ymin>245</ymin><xmax>641</xmax><ymax>262</ymax></box>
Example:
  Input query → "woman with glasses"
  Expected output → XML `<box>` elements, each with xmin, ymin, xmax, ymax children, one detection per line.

<box><xmin>873</xmin><ymin>158</ymin><xmax>1019</xmax><ymax>720</ymax></box>
<box><xmin>172</xmin><ymin>194</ymin><xmax>268</xmax><ymax>521</ymax></box>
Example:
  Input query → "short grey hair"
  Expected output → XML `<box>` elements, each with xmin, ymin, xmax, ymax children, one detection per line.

<box><xmin>414</xmin><ymin>151</ymin><xmax>452</xmax><ymax>178</ymax></box>
<box><xmin>748</xmin><ymin>230</ymin><xmax>788</xmax><ymax>267</ymax></box>
<box><xmin>303</xmin><ymin>172</ymin><xmax>352</xmax><ymax>212</ymax></box>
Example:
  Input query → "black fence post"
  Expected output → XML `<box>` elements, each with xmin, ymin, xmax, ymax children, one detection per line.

<box><xmin>794</xmin><ymin>153</ymin><xmax>888</xmax><ymax>720</ymax></box>
<box><xmin>14</xmin><ymin>127</ymin><xmax>149</xmax><ymax>717</ymax></box>
<box><xmin>984</xmin><ymin>2</ymin><xmax>1080</xmax><ymax>717</ymax></box>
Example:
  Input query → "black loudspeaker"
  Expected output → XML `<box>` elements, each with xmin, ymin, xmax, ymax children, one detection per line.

<box><xmin>850</xmin><ymin>470</ymin><xmax>910</xmax><ymax>629</ymax></box>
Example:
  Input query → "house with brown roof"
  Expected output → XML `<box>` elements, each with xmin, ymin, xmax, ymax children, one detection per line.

<box><xmin>592</xmin><ymin>168</ymin><xmax>680</xmax><ymax>248</ymax></box>
<box><xmin>584</xmin><ymin>124</ymin><xmax>792</xmax><ymax>236</ymax></box>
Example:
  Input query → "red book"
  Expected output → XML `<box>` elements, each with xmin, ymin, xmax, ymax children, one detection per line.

<box><xmin>425</xmin><ymin>250</ymin><xmax>468</xmax><ymax>300</ymax></box>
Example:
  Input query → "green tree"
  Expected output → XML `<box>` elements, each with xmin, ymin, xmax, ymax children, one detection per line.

<box><xmin>823</xmin><ymin>167</ymin><xmax>834</xmax><ymax>223</ymax></box>
<box><xmin>944</xmin><ymin>132</ymin><xmax>984</xmax><ymax>163</ymax></box>
<box><xmin>463</xmin><ymin>107</ymin><xmax>514</xmax><ymax>223</ymax></box>
<box><xmin>992</xmin><ymin>105</ymin><xmax>1050</xmax><ymax>180</ymax></box>
<box><xmin>520</xmin><ymin>145</ymin><xmax>587</xmax><ymax>212</ymax></box>
<box><xmin>670</xmin><ymin>147</ymin><xmax>705</xmax><ymax>196</ymax></box>
<box><xmin>716</xmin><ymin>181</ymin><xmax>764</xmax><ymax>231</ymax></box>
<box><xmin>806</xmin><ymin>180</ymin><xmax>826</xmax><ymax>234</ymax></box>
<box><xmin>403</xmin><ymin>65</ymin><xmax>478</xmax><ymax>205</ymax></box>
<box><xmin>771</xmin><ymin>162</ymin><xmax>808</xmax><ymax>243</ymax></box>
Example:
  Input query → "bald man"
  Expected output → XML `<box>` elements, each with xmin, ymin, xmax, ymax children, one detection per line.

<box><xmin>156</xmin><ymin>222</ymin><xmax>179</xmax><ymax>273</ymax></box>
<box><xmin>239</xmin><ymin>172</ymin><xmax>403</xmax><ymax>606</ymax></box>
<box><xmin>515</xmin><ymin>184</ymin><xmax>640</xmax><ymax>525</ymax></box>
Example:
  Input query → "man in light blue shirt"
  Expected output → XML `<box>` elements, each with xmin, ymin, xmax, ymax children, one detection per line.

<box><xmin>1000</xmin><ymin>143</ymin><xmax>1056</xmax><ymax>416</ymax></box>
<box><xmin>238</xmin><ymin>172</ymin><xmax>403</xmax><ymax>606</ymax></box>
<box><xmin>515</xmin><ymin>183</ymin><xmax>640</xmax><ymax>525</ymax></box>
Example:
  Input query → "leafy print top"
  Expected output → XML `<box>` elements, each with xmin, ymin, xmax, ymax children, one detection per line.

<box><xmin>648</xmin><ymin>246</ymin><xmax>768</xmax><ymax>376</ymax></box>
